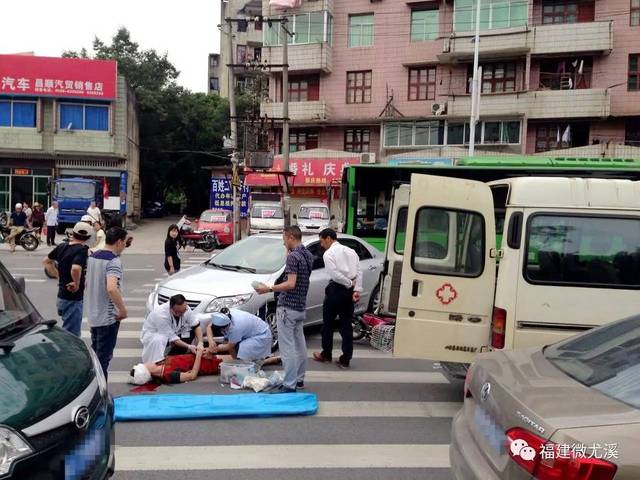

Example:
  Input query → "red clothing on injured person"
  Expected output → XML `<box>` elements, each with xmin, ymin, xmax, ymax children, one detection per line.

<box><xmin>161</xmin><ymin>354</ymin><xmax>222</xmax><ymax>384</ymax></box>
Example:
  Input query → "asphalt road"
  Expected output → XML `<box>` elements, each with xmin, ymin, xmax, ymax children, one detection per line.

<box><xmin>1</xmin><ymin>237</ymin><xmax>461</xmax><ymax>480</ymax></box>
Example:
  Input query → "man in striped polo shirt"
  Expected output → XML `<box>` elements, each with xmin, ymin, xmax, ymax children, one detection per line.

<box><xmin>85</xmin><ymin>226</ymin><xmax>130</xmax><ymax>379</ymax></box>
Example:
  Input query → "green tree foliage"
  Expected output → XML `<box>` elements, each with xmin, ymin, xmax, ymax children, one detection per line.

<box><xmin>64</xmin><ymin>28</ymin><xmax>229</xmax><ymax>214</ymax></box>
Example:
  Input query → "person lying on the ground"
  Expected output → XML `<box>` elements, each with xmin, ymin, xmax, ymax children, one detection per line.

<box><xmin>129</xmin><ymin>344</ymin><xmax>222</xmax><ymax>385</ymax></box>
<box><xmin>208</xmin><ymin>308</ymin><xmax>281</xmax><ymax>366</ymax></box>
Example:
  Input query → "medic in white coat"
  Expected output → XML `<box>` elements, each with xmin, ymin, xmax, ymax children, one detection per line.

<box><xmin>140</xmin><ymin>294</ymin><xmax>207</xmax><ymax>363</ymax></box>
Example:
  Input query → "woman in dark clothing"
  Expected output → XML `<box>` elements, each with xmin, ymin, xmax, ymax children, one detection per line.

<box><xmin>31</xmin><ymin>203</ymin><xmax>46</xmax><ymax>240</ymax></box>
<box><xmin>164</xmin><ymin>224</ymin><xmax>181</xmax><ymax>275</ymax></box>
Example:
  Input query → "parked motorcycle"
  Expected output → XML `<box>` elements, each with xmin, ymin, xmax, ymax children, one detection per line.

<box><xmin>178</xmin><ymin>215</ymin><xmax>218</xmax><ymax>253</ymax></box>
<box><xmin>0</xmin><ymin>225</ymin><xmax>40</xmax><ymax>252</ymax></box>
<box><xmin>352</xmin><ymin>312</ymin><xmax>395</xmax><ymax>341</ymax></box>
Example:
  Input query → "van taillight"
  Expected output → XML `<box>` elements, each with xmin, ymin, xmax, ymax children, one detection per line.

<box><xmin>506</xmin><ymin>428</ymin><xmax>617</xmax><ymax>480</ymax></box>
<box><xmin>491</xmin><ymin>307</ymin><xmax>507</xmax><ymax>349</ymax></box>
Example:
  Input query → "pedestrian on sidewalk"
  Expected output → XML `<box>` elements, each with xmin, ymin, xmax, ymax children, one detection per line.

<box><xmin>313</xmin><ymin>228</ymin><xmax>362</xmax><ymax>369</ymax></box>
<box><xmin>42</xmin><ymin>222</ymin><xmax>92</xmax><ymax>336</ymax></box>
<box><xmin>256</xmin><ymin>225</ymin><xmax>313</xmax><ymax>392</ymax></box>
<box><xmin>164</xmin><ymin>224</ymin><xmax>181</xmax><ymax>275</ymax></box>
<box><xmin>85</xmin><ymin>226</ymin><xmax>130</xmax><ymax>379</ymax></box>
<box><xmin>45</xmin><ymin>201</ymin><xmax>59</xmax><ymax>246</ymax></box>
<box><xmin>6</xmin><ymin>203</ymin><xmax>27</xmax><ymax>253</ymax></box>
<box><xmin>31</xmin><ymin>203</ymin><xmax>45</xmax><ymax>240</ymax></box>
<box><xmin>140</xmin><ymin>294</ymin><xmax>204</xmax><ymax>363</ymax></box>
<box><xmin>23</xmin><ymin>202</ymin><xmax>33</xmax><ymax>228</ymax></box>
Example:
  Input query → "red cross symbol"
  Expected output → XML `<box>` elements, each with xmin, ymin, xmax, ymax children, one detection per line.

<box><xmin>435</xmin><ymin>283</ymin><xmax>458</xmax><ymax>305</ymax></box>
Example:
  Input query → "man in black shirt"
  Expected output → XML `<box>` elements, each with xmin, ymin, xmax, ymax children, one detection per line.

<box><xmin>6</xmin><ymin>203</ymin><xmax>27</xmax><ymax>252</ymax></box>
<box><xmin>43</xmin><ymin>222</ymin><xmax>92</xmax><ymax>336</ymax></box>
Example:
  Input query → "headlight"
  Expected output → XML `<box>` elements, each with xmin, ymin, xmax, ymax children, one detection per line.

<box><xmin>88</xmin><ymin>348</ymin><xmax>108</xmax><ymax>397</ymax></box>
<box><xmin>0</xmin><ymin>427</ymin><xmax>33</xmax><ymax>475</ymax></box>
<box><xmin>205</xmin><ymin>294</ymin><xmax>252</xmax><ymax>313</ymax></box>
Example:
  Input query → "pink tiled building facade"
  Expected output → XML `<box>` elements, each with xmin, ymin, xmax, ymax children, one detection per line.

<box><xmin>257</xmin><ymin>0</ymin><xmax>640</xmax><ymax>160</ymax></box>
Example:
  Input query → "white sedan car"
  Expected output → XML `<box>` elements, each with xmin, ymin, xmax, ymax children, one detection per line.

<box><xmin>147</xmin><ymin>233</ymin><xmax>383</xmax><ymax>348</ymax></box>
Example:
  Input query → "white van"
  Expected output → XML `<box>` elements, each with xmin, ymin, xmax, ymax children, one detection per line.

<box><xmin>295</xmin><ymin>203</ymin><xmax>333</xmax><ymax>234</ymax></box>
<box><xmin>390</xmin><ymin>175</ymin><xmax>640</xmax><ymax>376</ymax></box>
<box><xmin>249</xmin><ymin>201</ymin><xmax>285</xmax><ymax>235</ymax></box>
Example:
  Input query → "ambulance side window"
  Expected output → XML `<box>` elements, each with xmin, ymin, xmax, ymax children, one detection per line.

<box><xmin>411</xmin><ymin>207</ymin><xmax>485</xmax><ymax>277</ymax></box>
<box><xmin>393</xmin><ymin>207</ymin><xmax>408</xmax><ymax>254</ymax></box>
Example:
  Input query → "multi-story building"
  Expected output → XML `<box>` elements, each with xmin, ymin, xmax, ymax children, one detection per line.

<box><xmin>259</xmin><ymin>0</ymin><xmax>640</xmax><ymax>160</ymax></box>
<box><xmin>0</xmin><ymin>54</ymin><xmax>140</xmax><ymax>218</ymax></box>
<box><xmin>211</xmin><ymin>0</ymin><xmax>264</xmax><ymax>98</ymax></box>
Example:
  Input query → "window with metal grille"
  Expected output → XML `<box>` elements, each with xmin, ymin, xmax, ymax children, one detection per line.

<box><xmin>408</xmin><ymin>66</ymin><xmax>436</xmax><ymax>101</ymax></box>
<box><xmin>346</xmin><ymin>70</ymin><xmax>372</xmax><ymax>104</ymax></box>
<box><xmin>344</xmin><ymin>128</ymin><xmax>371</xmax><ymax>152</ymax></box>
<box><xmin>629</xmin><ymin>54</ymin><xmax>640</xmax><ymax>90</ymax></box>
<box><xmin>468</xmin><ymin>62</ymin><xmax>517</xmax><ymax>93</ymax></box>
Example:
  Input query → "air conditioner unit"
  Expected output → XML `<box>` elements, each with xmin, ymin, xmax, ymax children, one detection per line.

<box><xmin>361</xmin><ymin>152</ymin><xmax>376</xmax><ymax>164</ymax></box>
<box><xmin>432</xmin><ymin>102</ymin><xmax>448</xmax><ymax>116</ymax></box>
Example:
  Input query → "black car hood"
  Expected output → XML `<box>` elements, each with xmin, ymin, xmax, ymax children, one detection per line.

<box><xmin>0</xmin><ymin>325</ymin><xmax>94</xmax><ymax>431</ymax></box>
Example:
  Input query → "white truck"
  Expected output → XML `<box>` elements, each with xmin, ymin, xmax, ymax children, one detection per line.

<box><xmin>382</xmin><ymin>175</ymin><xmax>640</xmax><ymax>378</ymax></box>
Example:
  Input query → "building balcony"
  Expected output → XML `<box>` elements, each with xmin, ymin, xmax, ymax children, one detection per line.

<box><xmin>447</xmin><ymin>88</ymin><xmax>610</xmax><ymax>119</ymax></box>
<box><xmin>262</xmin><ymin>0</ymin><xmax>333</xmax><ymax>16</ymax></box>
<box><xmin>262</xmin><ymin>43</ymin><xmax>332</xmax><ymax>73</ymax></box>
<box><xmin>439</xmin><ymin>21</ymin><xmax>612</xmax><ymax>63</ymax></box>
<box><xmin>260</xmin><ymin>100</ymin><xmax>330</xmax><ymax>123</ymax></box>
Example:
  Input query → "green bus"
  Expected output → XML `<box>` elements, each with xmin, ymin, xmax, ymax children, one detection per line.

<box><xmin>341</xmin><ymin>156</ymin><xmax>640</xmax><ymax>252</ymax></box>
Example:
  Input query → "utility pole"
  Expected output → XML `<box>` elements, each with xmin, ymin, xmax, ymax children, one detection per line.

<box><xmin>469</xmin><ymin>0</ymin><xmax>482</xmax><ymax>156</ymax></box>
<box><xmin>281</xmin><ymin>19</ymin><xmax>292</xmax><ymax>227</ymax></box>
<box><xmin>226</xmin><ymin>17</ymin><xmax>242</xmax><ymax>243</ymax></box>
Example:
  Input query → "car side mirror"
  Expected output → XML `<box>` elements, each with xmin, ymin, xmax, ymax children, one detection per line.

<box><xmin>330</xmin><ymin>215</ymin><xmax>335</xmax><ymax>220</ymax></box>
<box><xmin>293</xmin><ymin>214</ymin><xmax>297</xmax><ymax>219</ymax></box>
<box><xmin>14</xmin><ymin>276</ymin><xmax>25</xmax><ymax>294</ymax></box>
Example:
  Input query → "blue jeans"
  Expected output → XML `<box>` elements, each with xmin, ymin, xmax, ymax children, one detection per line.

<box><xmin>56</xmin><ymin>298</ymin><xmax>83</xmax><ymax>337</ymax></box>
<box><xmin>90</xmin><ymin>322</ymin><xmax>121</xmax><ymax>380</ymax></box>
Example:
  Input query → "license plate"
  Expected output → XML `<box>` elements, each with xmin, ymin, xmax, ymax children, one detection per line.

<box><xmin>473</xmin><ymin>406</ymin><xmax>506</xmax><ymax>456</ymax></box>
<box><xmin>64</xmin><ymin>426</ymin><xmax>107</xmax><ymax>479</ymax></box>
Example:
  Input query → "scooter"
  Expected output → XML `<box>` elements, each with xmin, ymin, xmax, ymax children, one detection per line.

<box><xmin>353</xmin><ymin>312</ymin><xmax>396</xmax><ymax>342</ymax></box>
<box><xmin>178</xmin><ymin>216</ymin><xmax>218</xmax><ymax>253</ymax></box>
<box><xmin>0</xmin><ymin>225</ymin><xmax>40</xmax><ymax>252</ymax></box>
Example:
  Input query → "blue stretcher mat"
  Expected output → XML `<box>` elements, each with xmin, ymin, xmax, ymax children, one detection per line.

<box><xmin>114</xmin><ymin>393</ymin><xmax>318</xmax><ymax>422</ymax></box>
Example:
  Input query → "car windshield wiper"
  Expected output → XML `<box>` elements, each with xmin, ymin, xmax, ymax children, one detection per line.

<box><xmin>209</xmin><ymin>263</ymin><xmax>256</xmax><ymax>274</ymax></box>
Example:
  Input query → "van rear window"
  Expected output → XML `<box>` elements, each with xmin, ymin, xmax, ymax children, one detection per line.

<box><xmin>525</xmin><ymin>214</ymin><xmax>640</xmax><ymax>288</ymax></box>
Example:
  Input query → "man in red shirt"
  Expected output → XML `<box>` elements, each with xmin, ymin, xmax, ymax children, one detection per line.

<box><xmin>129</xmin><ymin>344</ymin><xmax>222</xmax><ymax>385</ymax></box>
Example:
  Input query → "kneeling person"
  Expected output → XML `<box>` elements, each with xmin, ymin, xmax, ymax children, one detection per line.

<box><xmin>130</xmin><ymin>344</ymin><xmax>222</xmax><ymax>385</ymax></box>
<box><xmin>209</xmin><ymin>308</ymin><xmax>275</xmax><ymax>363</ymax></box>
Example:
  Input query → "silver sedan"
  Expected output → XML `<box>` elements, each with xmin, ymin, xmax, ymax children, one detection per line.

<box><xmin>146</xmin><ymin>233</ymin><xmax>383</xmax><ymax>347</ymax></box>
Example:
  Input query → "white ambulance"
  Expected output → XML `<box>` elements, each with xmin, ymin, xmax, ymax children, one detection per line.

<box><xmin>387</xmin><ymin>175</ymin><xmax>640</xmax><ymax>377</ymax></box>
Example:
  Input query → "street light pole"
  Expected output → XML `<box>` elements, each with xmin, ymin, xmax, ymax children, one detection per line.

<box><xmin>469</xmin><ymin>0</ymin><xmax>482</xmax><ymax>156</ymax></box>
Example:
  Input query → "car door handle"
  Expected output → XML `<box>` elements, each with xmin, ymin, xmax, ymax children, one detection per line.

<box><xmin>368</xmin><ymin>265</ymin><xmax>377</xmax><ymax>271</ymax></box>
<box><xmin>412</xmin><ymin>280</ymin><xmax>421</xmax><ymax>297</ymax></box>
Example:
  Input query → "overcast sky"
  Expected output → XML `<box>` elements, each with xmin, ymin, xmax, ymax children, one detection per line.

<box><xmin>0</xmin><ymin>0</ymin><xmax>222</xmax><ymax>93</ymax></box>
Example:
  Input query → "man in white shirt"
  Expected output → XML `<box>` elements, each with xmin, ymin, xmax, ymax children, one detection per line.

<box><xmin>140</xmin><ymin>294</ymin><xmax>206</xmax><ymax>363</ymax></box>
<box><xmin>87</xmin><ymin>201</ymin><xmax>102</xmax><ymax>224</ymax></box>
<box><xmin>312</xmin><ymin>228</ymin><xmax>362</xmax><ymax>368</ymax></box>
<box><xmin>45</xmin><ymin>201</ymin><xmax>59</xmax><ymax>246</ymax></box>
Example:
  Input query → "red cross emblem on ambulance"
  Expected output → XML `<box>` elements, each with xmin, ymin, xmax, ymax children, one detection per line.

<box><xmin>435</xmin><ymin>283</ymin><xmax>458</xmax><ymax>305</ymax></box>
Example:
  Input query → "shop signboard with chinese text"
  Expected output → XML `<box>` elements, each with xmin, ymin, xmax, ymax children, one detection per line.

<box><xmin>0</xmin><ymin>55</ymin><xmax>117</xmax><ymax>100</ymax></box>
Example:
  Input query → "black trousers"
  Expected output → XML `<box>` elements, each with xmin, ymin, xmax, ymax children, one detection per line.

<box><xmin>46</xmin><ymin>226</ymin><xmax>56</xmax><ymax>245</ymax></box>
<box><xmin>321</xmin><ymin>282</ymin><xmax>354</xmax><ymax>364</ymax></box>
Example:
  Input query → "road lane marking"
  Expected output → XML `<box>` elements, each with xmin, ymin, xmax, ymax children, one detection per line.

<box><xmin>107</xmin><ymin>370</ymin><xmax>448</xmax><ymax>384</ymax></box>
<box><xmin>114</xmin><ymin>444</ymin><xmax>451</xmax><ymax>471</ymax></box>
<box><xmin>25</xmin><ymin>279</ymin><xmax>46</xmax><ymax>283</ymax></box>
<box><xmin>316</xmin><ymin>401</ymin><xmax>461</xmax><ymax>418</ymax></box>
<box><xmin>111</xmin><ymin>348</ymin><xmax>394</xmax><ymax>359</ymax></box>
<box><xmin>122</xmin><ymin>297</ymin><xmax>149</xmax><ymax>302</ymax></box>
<box><xmin>124</xmin><ymin>268</ymin><xmax>157</xmax><ymax>272</ymax></box>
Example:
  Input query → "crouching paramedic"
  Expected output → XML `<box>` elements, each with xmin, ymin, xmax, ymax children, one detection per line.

<box><xmin>129</xmin><ymin>344</ymin><xmax>222</xmax><ymax>385</ymax></box>
<box><xmin>140</xmin><ymin>293</ymin><xmax>206</xmax><ymax>363</ymax></box>
<box><xmin>209</xmin><ymin>308</ymin><xmax>279</xmax><ymax>365</ymax></box>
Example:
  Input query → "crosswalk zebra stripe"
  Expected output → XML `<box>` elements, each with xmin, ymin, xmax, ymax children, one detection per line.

<box><xmin>111</xmin><ymin>347</ymin><xmax>393</xmax><ymax>359</ymax></box>
<box><xmin>114</xmin><ymin>444</ymin><xmax>451</xmax><ymax>471</ymax></box>
<box><xmin>107</xmin><ymin>370</ymin><xmax>448</xmax><ymax>384</ymax></box>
